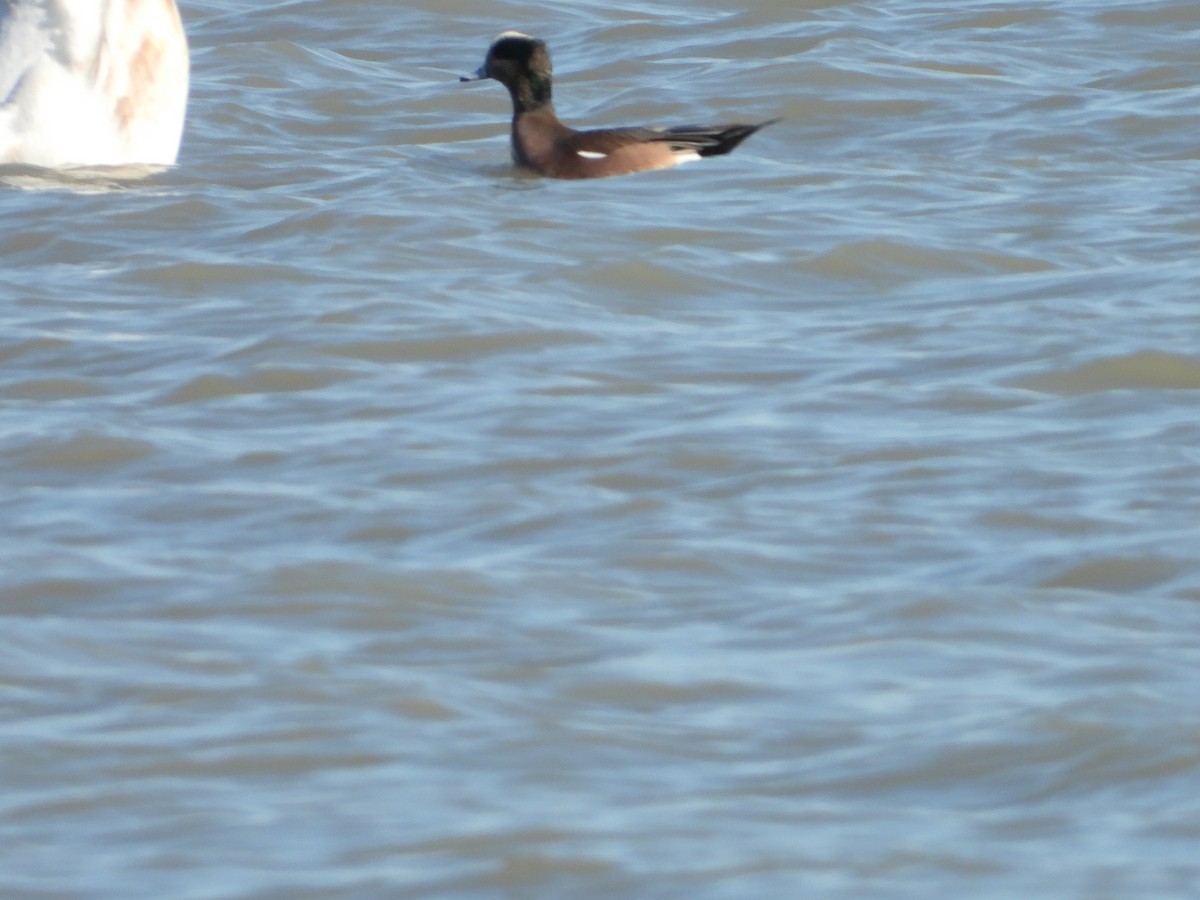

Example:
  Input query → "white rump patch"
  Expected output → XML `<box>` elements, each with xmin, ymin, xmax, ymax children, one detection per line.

<box><xmin>576</xmin><ymin>150</ymin><xmax>608</xmax><ymax>159</ymax></box>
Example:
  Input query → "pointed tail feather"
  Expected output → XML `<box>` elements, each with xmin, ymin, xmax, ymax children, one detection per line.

<box><xmin>658</xmin><ymin>118</ymin><xmax>779</xmax><ymax>157</ymax></box>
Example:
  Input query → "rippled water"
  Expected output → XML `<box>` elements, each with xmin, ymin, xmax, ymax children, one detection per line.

<box><xmin>4</xmin><ymin>0</ymin><xmax>1200</xmax><ymax>896</ymax></box>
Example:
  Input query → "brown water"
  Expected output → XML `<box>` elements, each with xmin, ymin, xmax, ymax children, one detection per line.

<box><xmin>3</xmin><ymin>1</ymin><xmax>1200</xmax><ymax>896</ymax></box>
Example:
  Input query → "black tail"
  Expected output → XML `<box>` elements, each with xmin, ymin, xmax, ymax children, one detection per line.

<box><xmin>659</xmin><ymin>118</ymin><xmax>779</xmax><ymax>157</ymax></box>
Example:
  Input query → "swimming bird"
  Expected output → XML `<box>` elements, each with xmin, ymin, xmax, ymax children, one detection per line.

<box><xmin>461</xmin><ymin>32</ymin><xmax>776</xmax><ymax>179</ymax></box>
<box><xmin>0</xmin><ymin>0</ymin><xmax>189</xmax><ymax>168</ymax></box>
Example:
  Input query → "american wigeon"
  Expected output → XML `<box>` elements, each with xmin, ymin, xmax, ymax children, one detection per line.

<box><xmin>461</xmin><ymin>32</ymin><xmax>776</xmax><ymax>179</ymax></box>
<box><xmin>0</xmin><ymin>0</ymin><xmax>189</xmax><ymax>167</ymax></box>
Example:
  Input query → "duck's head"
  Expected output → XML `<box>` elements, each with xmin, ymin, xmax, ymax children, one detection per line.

<box><xmin>461</xmin><ymin>32</ymin><xmax>553</xmax><ymax>111</ymax></box>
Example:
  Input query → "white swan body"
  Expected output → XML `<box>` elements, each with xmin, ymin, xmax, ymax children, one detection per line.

<box><xmin>0</xmin><ymin>0</ymin><xmax>188</xmax><ymax>167</ymax></box>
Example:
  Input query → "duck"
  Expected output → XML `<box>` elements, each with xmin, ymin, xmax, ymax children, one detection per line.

<box><xmin>461</xmin><ymin>32</ymin><xmax>776</xmax><ymax>179</ymax></box>
<box><xmin>0</xmin><ymin>0</ymin><xmax>189</xmax><ymax>168</ymax></box>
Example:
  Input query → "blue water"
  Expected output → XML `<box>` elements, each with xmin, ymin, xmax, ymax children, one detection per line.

<box><xmin>3</xmin><ymin>1</ymin><xmax>1200</xmax><ymax>896</ymax></box>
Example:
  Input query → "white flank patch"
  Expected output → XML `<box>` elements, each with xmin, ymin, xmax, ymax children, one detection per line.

<box><xmin>673</xmin><ymin>151</ymin><xmax>702</xmax><ymax>165</ymax></box>
<box><xmin>494</xmin><ymin>30</ymin><xmax>532</xmax><ymax>41</ymax></box>
<box><xmin>576</xmin><ymin>150</ymin><xmax>608</xmax><ymax>159</ymax></box>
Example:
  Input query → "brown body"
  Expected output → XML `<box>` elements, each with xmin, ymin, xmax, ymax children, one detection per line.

<box><xmin>463</xmin><ymin>32</ymin><xmax>775</xmax><ymax>180</ymax></box>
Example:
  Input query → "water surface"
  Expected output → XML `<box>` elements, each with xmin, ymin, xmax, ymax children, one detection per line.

<box><xmin>3</xmin><ymin>1</ymin><xmax>1200</xmax><ymax>896</ymax></box>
